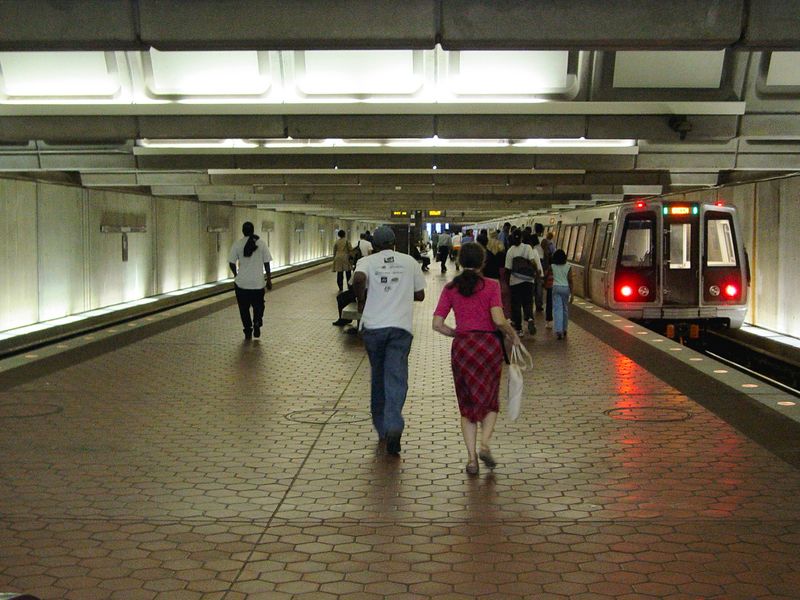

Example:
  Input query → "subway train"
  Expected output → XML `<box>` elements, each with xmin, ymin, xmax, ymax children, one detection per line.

<box><xmin>527</xmin><ymin>199</ymin><xmax>750</xmax><ymax>333</ymax></box>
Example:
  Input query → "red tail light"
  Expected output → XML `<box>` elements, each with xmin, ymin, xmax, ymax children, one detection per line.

<box><xmin>619</xmin><ymin>285</ymin><xmax>634</xmax><ymax>298</ymax></box>
<box><xmin>724</xmin><ymin>284</ymin><xmax>738</xmax><ymax>298</ymax></box>
<box><xmin>635</xmin><ymin>201</ymin><xmax>646</xmax><ymax>209</ymax></box>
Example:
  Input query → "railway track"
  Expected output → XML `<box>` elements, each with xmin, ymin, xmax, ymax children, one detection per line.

<box><xmin>692</xmin><ymin>328</ymin><xmax>800</xmax><ymax>397</ymax></box>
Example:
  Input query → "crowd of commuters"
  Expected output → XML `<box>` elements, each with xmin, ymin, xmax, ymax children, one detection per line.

<box><xmin>227</xmin><ymin>220</ymin><xmax>573</xmax><ymax>473</ymax></box>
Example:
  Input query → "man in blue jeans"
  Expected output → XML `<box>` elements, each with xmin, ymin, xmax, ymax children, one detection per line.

<box><xmin>352</xmin><ymin>226</ymin><xmax>426</xmax><ymax>456</ymax></box>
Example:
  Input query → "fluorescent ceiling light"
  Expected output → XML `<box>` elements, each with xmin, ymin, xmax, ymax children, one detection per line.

<box><xmin>451</xmin><ymin>51</ymin><xmax>569</xmax><ymax>94</ymax></box>
<box><xmin>513</xmin><ymin>138</ymin><xmax>635</xmax><ymax>148</ymax></box>
<box><xmin>0</xmin><ymin>51</ymin><xmax>119</xmax><ymax>97</ymax></box>
<box><xmin>148</xmin><ymin>50</ymin><xmax>270</xmax><ymax>96</ymax></box>
<box><xmin>138</xmin><ymin>139</ymin><xmax>258</xmax><ymax>149</ymax></box>
<box><xmin>298</xmin><ymin>50</ymin><xmax>422</xmax><ymax>95</ymax></box>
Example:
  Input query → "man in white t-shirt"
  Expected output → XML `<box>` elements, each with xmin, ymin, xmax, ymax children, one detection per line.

<box><xmin>229</xmin><ymin>221</ymin><xmax>273</xmax><ymax>340</ymax></box>
<box><xmin>356</xmin><ymin>234</ymin><xmax>373</xmax><ymax>260</ymax></box>
<box><xmin>352</xmin><ymin>226</ymin><xmax>426</xmax><ymax>456</ymax></box>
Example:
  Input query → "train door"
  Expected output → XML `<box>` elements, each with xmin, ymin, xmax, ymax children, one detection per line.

<box><xmin>662</xmin><ymin>206</ymin><xmax>700</xmax><ymax>305</ymax></box>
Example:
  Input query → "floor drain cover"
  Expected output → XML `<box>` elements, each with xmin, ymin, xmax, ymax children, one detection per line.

<box><xmin>286</xmin><ymin>409</ymin><xmax>371</xmax><ymax>425</ymax></box>
<box><xmin>605</xmin><ymin>407</ymin><xmax>691</xmax><ymax>422</ymax></box>
<box><xmin>0</xmin><ymin>402</ymin><xmax>63</xmax><ymax>419</ymax></box>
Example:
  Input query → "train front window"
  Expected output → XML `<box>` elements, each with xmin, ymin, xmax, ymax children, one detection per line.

<box><xmin>619</xmin><ymin>218</ymin><xmax>654</xmax><ymax>268</ymax></box>
<box><xmin>668</xmin><ymin>223</ymin><xmax>692</xmax><ymax>269</ymax></box>
<box><xmin>706</xmin><ymin>215</ymin><xmax>737</xmax><ymax>267</ymax></box>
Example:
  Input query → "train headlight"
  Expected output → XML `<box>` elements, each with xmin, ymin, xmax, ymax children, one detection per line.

<box><xmin>709</xmin><ymin>285</ymin><xmax>720</xmax><ymax>297</ymax></box>
<box><xmin>724</xmin><ymin>284</ymin><xmax>738</xmax><ymax>298</ymax></box>
<box><xmin>638</xmin><ymin>286</ymin><xmax>650</xmax><ymax>297</ymax></box>
<box><xmin>620</xmin><ymin>285</ymin><xmax>634</xmax><ymax>298</ymax></box>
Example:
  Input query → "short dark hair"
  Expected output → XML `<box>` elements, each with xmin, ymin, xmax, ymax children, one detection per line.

<box><xmin>552</xmin><ymin>249</ymin><xmax>567</xmax><ymax>265</ymax></box>
<box><xmin>338</xmin><ymin>229</ymin><xmax>346</xmax><ymax>238</ymax></box>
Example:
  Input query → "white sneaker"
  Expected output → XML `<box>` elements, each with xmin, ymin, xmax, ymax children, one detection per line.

<box><xmin>546</xmin><ymin>321</ymin><xmax>553</xmax><ymax>329</ymax></box>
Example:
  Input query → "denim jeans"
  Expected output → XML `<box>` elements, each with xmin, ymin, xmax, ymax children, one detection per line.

<box><xmin>362</xmin><ymin>327</ymin><xmax>414</xmax><ymax>439</ymax></box>
<box><xmin>553</xmin><ymin>285</ymin><xmax>570</xmax><ymax>333</ymax></box>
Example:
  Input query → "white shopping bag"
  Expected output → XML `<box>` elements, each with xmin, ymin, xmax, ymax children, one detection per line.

<box><xmin>506</xmin><ymin>344</ymin><xmax>533</xmax><ymax>421</ymax></box>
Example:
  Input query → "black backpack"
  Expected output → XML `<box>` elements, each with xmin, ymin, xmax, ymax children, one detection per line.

<box><xmin>352</xmin><ymin>242</ymin><xmax>363</xmax><ymax>265</ymax></box>
<box><xmin>511</xmin><ymin>255</ymin><xmax>537</xmax><ymax>281</ymax></box>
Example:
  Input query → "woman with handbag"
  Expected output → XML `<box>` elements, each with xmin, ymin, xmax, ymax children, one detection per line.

<box><xmin>432</xmin><ymin>242</ymin><xmax>521</xmax><ymax>475</ymax></box>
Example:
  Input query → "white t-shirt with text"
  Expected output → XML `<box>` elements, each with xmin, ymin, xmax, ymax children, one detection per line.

<box><xmin>355</xmin><ymin>250</ymin><xmax>426</xmax><ymax>334</ymax></box>
<box><xmin>229</xmin><ymin>237</ymin><xmax>272</xmax><ymax>289</ymax></box>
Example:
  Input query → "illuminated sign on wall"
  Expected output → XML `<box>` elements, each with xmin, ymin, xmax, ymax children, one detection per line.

<box><xmin>427</xmin><ymin>210</ymin><xmax>447</xmax><ymax>218</ymax></box>
<box><xmin>391</xmin><ymin>210</ymin><xmax>409</xmax><ymax>218</ymax></box>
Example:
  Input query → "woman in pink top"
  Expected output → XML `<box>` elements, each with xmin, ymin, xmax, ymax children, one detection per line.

<box><xmin>432</xmin><ymin>243</ymin><xmax>520</xmax><ymax>475</ymax></box>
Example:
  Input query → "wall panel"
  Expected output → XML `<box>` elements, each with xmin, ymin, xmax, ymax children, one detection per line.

<box><xmin>753</xmin><ymin>179</ymin><xmax>781</xmax><ymax>331</ymax></box>
<box><xmin>155</xmin><ymin>197</ymin><xmax>180</xmax><ymax>293</ymax></box>
<box><xmin>0</xmin><ymin>179</ymin><xmax>38</xmax><ymax>330</ymax></box>
<box><xmin>778</xmin><ymin>177</ymin><xmax>800</xmax><ymax>337</ymax></box>
<box><xmin>87</xmin><ymin>189</ymin><xmax>154</xmax><ymax>309</ymax></box>
<box><xmin>37</xmin><ymin>183</ymin><xmax>86</xmax><ymax>321</ymax></box>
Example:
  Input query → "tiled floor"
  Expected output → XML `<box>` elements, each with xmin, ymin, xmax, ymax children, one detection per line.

<box><xmin>2</xmin><ymin>265</ymin><xmax>800</xmax><ymax>599</ymax></box>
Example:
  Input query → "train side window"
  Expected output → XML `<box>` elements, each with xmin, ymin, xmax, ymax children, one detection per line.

<box><xmin>561</xmin><ymin>225</ymin><xmax>571</xmax><ymax>252</ymax></box>
<box><xmin>573</xmin><ymin>225</ymin><xmax>587</xmax><ymax>262</ymax></box>
<box><xmin>619</xmin><ymin>217</ymin><xmax>654</xmax><ymax>268</ymax></box>
<box><xmin>593</xmin><ymin>223</ymin><xmax>613</xmax><ymax>269</ymax></box>
<box><xmin>668</xmin><ymin>223</ymin><xmax>692</xmax><ymax>269</ymax></box>
<box><xmin>567</xmin><ymin>226</ymin><xmax>578</xmax><ymax>258</ymax></box>
<box><xmin>706</xmin><ymin>214</ymin><xmax>737</xmax><ymax>267</ymax></box>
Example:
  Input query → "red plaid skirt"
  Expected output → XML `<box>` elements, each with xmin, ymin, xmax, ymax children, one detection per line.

<box><xmin>451</xmin><ymin>331</ymin><xmax>504</xmax><ymax>423</ymax></box>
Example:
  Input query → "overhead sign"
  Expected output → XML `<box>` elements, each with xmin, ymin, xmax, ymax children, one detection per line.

<box><xmin>663</xmin><ymin>205</ymin><xmax>698</xmax><ymax>216</ymax></box>
<box><xmin>391</xmin><ymin>210</ymin><xmax>409</xmax><ymax>218</ymax></box>
<box><xmin>427</xmin><ymin>210</ymin><xmax>446</xmax><ymax>218</ymax></box>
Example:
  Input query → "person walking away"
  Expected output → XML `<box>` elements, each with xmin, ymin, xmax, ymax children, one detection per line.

<box><xmin>432</xmin><ymin>243</ymin><xmax>520</xmax><ymax>474</ymax></box>
<box><xmin>498</xmin><ymin>222</ymin><xmax>511</xmax><ymax>249</ymax></box>
<box><xmin>353</xmin><ymin>226</ymin><xmax>426</xmax><ymax>456</ymax></box>
<box><xmin>431</xmin><ymin>229</ymin><xmax>439</xmax><ymax>255</ymax></box>
<box><xmin>505</xmin><ymin>230</ymin><xmax>542</xmax><ymax>336</ymax></box>
<box><xmin>351</xmin><ymin>232</ymin><xmax>373</xmax><ymax>268</ymax></box>
<box><xmin>531</xmin><ymin>234</ymin><xmax>545</xmax><ymax>312</ymax></box>
<box><xmin>541</xmin><ymin>236</ymin><xmax>555</xmax><ymax>328</ymax></box>
<box><xmin>332</xmin><ymin>229</ymin><xmax>353</xmax><ymax>291</ymax></box>
<box><xmin>437</xmin><ymin>229</ymin><xmax>452</xmax><ymax>273</ymax></box>
<box><xmin>550</xmin><ymin>249</ymin><xmax>574</xmax><ymax>340</ymax></box>
<box><xmin>229</xmin><ymin>221</ymin><xmax>272</xmax><ymax>340</ymax></box>
<box><xmin>484</xmin><ymin>231</ymin><xmax>510</xmax><ymax>318</ymax></box>
<box><xmin>450</xmin><ymin>231</ymin><xmax>463</xmax><ymax>271</ymax></box>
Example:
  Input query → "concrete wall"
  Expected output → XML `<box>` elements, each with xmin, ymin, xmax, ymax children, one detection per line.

<box><xmin>0</xmin><ymin>177</ymin><xmax>378</xmax><ymax>333</ymax></box>
<box><xmin>685</xmin><ymin>175</ymin><xmax>800</xmax><ymax>337</ymax></box>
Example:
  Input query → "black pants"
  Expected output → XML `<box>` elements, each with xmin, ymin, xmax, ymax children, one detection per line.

<box><xmin>337</xmin><ymin>288</ymin><xmax>356</xmax><ymax>320</ymax></box>
<box><xmin>438</xmin><ymin>247</ymin><xmax>450</xmax><ymax>271</ymax></box>
<box><xmin>545</xmin><ymin>287</ymin><xmax>553</xmax><ymax>322</ymax></box>
<box><xmin>336</xmin><ymin>270</ymin><xmax>351</xmax><ymax>291</ymax></box>
<box><xmin>510</xmin><ymin>282</ymin><xmax>534</xmax><ymax>331</ymax></box>
<box><xmin>235</xmin><ymin>285</ymin><xmax>265</xmax><ymax>331</ymax></box>
<box><xmin>420</xmin><ymin>256</ymin><xmax>431</xmax><ymax>270</ymax></box>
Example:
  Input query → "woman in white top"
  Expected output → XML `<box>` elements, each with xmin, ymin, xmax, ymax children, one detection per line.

<box><xmin>229</xmin><ymin>222</ymin><xmax>272</xmax><ymax>340</ymax></box>
<box><xmin>550</xmin><ymin>249</ymin><xmax>574</xmax><ymax>340</ymax></box>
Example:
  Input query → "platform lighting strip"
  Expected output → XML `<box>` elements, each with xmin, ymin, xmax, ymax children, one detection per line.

<box><xmin>138</xmin><ymin>137</ymin><xmax>637</xmax><ymax>150</ymax></box>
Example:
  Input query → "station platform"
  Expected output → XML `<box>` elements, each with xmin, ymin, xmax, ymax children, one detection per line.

<box><xmin>2</xmin><ymin>265</ymin><xmax>800</xmax><ymax>600</ymax></box>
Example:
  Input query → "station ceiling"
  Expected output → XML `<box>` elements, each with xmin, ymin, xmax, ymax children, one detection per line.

<box><xmin>2</xmin><ymin>0</ymin><xmax>800</xmax><ymax>223</ymax></box>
